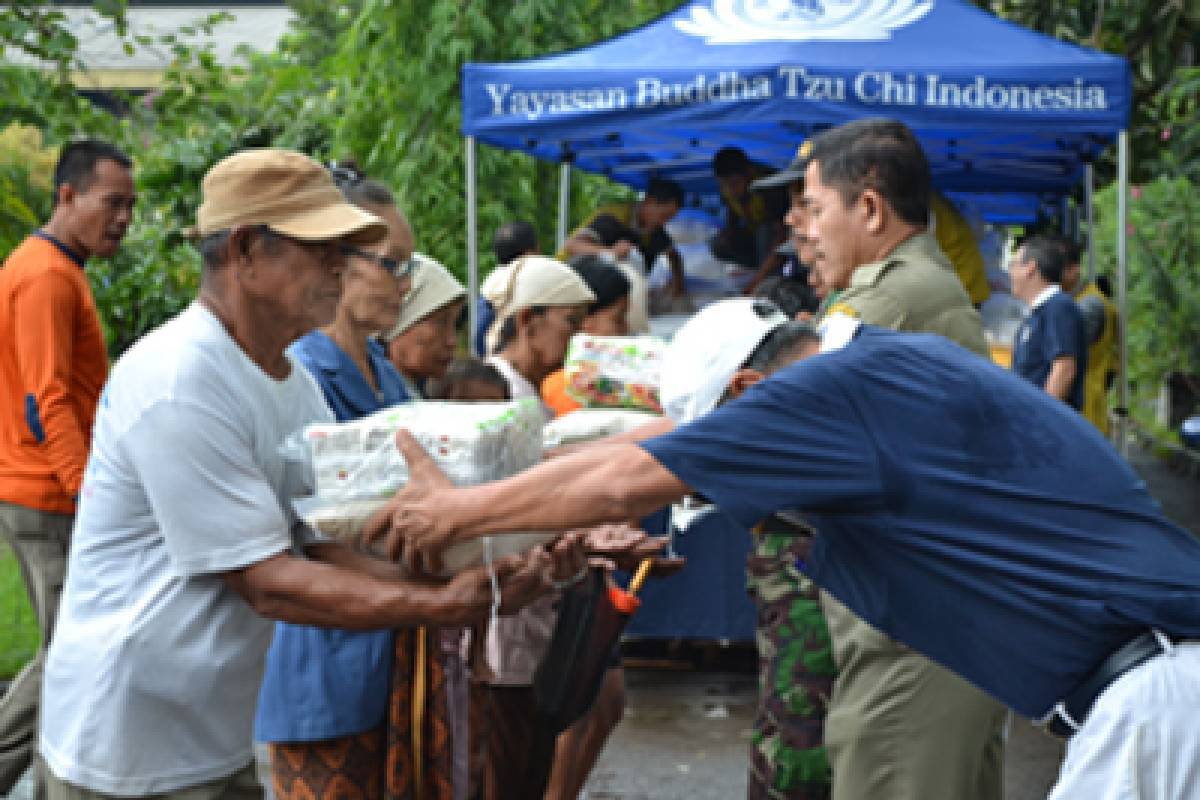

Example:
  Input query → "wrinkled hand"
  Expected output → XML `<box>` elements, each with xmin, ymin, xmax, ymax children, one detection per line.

<box><xmin>493</xmin><ymin>551</ymin><xmax>555</xmax><ymax>615</ymax></box>
<box><xmin>581</xmin><ymin>525</ymin><xmax>685</xmax><ymax>574</ymax></box>
<box><xmin>437</xmin><ymin>552</ymin><xmax>549</xmax><ymax>623</ymax></box>
<box><xmin>545</xmin><ymin>531</ymin><xmax>589</xmax><ymax>586</ymax></box>
<box><xmin>361</xmin><ymin>429</ymin><xmax>464</xmax><ymax>575</ymax></box>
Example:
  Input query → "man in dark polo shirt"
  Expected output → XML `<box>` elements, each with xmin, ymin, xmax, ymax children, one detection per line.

<box><xmin>1009</xmin><ymin>235</ymin><xmax>1088</xmax><ymax>410</ymax></box>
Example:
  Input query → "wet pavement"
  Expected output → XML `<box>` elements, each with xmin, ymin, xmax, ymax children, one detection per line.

<box><xmin>5</xmin><ymin>446</ymin><xmax>1197</xmax><ymax>800</ymax></box>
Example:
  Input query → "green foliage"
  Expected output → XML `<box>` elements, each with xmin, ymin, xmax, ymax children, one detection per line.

<box><xmin>0</xmin><ymin>123</ymin><xmax>56</xmax><ymax>257</ymax></box>
<box><xmin>304</xmin><ymin>0</ymin><xmax>679</xmax><ymax>278</ymax></box>
<box><xmin>1</xmin><ymin>0</ymin><xmax>679</xmax><ymax>355</ymax></box>
<box><xmin>977</xmin><ymin>0</ymin><xmax>1200</xmax><ymax>183</ymax></box>
<box><xmin>0</xmin><ymin>545</ymin><xmax>39</xmax><ymax>679</ymax></box>
<box><xmin>1093</xmin><ymin>176</ymin><xmax>1200</xmax><ymax>395</ymax></box>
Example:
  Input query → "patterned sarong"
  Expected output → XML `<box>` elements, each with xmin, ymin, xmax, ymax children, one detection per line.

<box><xmin>271</xmin><ymin>628</ymin><xmax>454</xmax><ymax>800</ymax></box>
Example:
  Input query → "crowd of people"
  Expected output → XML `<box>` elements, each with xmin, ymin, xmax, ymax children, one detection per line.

<box><xmin>0</xmin><ymin>114</ymin><xmax>1194</xmax><ymax>800</ymax></box>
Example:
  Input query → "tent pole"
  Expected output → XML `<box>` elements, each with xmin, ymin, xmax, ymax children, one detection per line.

<box><xmin>465</xmin><ymin>136</ymin><xmax>479</xmax><ymax>356</ymax></box>
<box><xmin>1061</xmin><ymin>197</ymin><xmax>1071</xmax><ymax>236</ymax></box>
<box><xmin>1085</xmin><ymin>163</ymin><xmax>1096</xmax><ymax>283</ymax></box>
<box><xmin>1116</xmin><ymin>130</ymin><xmax>1130</xmax><ymax>456</ymax></box>
<box><xmin>556</xmin><ymin>162</ymin><xmax>571</xmax><ymax>252</ymax></box>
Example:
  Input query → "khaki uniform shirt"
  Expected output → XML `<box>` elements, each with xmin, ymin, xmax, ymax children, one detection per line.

<box><xmin>826</xmin><ymin>230</ymin><xmax>988</xmax><ymax>357</ymax></box>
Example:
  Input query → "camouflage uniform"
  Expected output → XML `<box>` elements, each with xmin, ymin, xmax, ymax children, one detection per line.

<box><xmin>746</xmin><ymin>516</ymin><xmax>834</xmax><ymax>800</ymax></box>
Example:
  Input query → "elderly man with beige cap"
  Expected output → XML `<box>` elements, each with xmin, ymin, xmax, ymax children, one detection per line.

<box><xmin>36</xmin><ymin>149</ymin><xmax>561</xmax><ymax>800</ymax></box>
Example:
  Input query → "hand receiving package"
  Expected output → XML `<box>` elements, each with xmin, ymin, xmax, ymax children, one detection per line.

<box><xmin>286</xmin><ymin>399</ymin><xmax>556</xmax><ymax>574</ymax></box>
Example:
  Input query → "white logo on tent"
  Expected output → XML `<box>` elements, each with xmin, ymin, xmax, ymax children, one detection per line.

<box><xmin>674</xmin><ymin>0</ymin><xmax>934</xmax><ymax>44</ymax></box>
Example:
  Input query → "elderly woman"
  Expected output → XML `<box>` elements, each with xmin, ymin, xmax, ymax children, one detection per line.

<box><xmin>476</xmin><ymin>256</ymin><xmax>596</xmax><ymax>797</ymax></box>
<box><xmin>381</xmin><ymin>253</ymin><xmax>467</xmax><ymax>398</ymax></box>
<box><xmin>254</xmin><ymin>167</ymin><xmax>461</xmax><ymax>800</ymax></box>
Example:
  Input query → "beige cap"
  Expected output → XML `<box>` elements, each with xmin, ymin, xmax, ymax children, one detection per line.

<box><xmin>483</xmin><ymin>255</ymin><xmax>596</xmax><ymax>353</ymax></box>
<box><xmin>193</xmin><ymin>149</ymin><xmax>387</xmax><ymax>244</ymax></box>
<box><xmin>382</xmin><ymin>253</ymin><xmax>467</xmax><ymax>341</ymax></box>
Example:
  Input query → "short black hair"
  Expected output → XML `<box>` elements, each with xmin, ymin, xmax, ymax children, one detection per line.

<box><xmin>1047</xmin><ymin>234</ymin><xmax>1082</xmax><ymax>267</ymax></box>
<box><xmin>712</xmin><ymin>146</ymin><xmax>751</xmax><ymax>178</ymax></box>
<box><xmin>569</xmin><ymin>255</ymin><xmax>630</xmax><ymax>313</ymax></box>
<box><xmin>745</xmin><ymin>320</ymin><xmax>820</xmax><ymax>374</ymax></box>
<box><xmin>645</xmin><ymin>177</ymin><xmax>684</xmax><ymax>207</ymax></box>
<box><xmin>1021</xmin><ymin>235</ymin><xmax>1068</xmax><ymax>284</ymax></box>
<box><xmin>754</xmin><ymin>275</ymin><xmax>818</xmax><ymax>319</ymax></box>
<box><xmin>431</xmin><ymin>358</ymin><xmax>510</xmax><ymax>400</ymax></box>
<box><xmin>494</xmin><ymin>221</ymin><xmax>538</xmax><ymax>265</ymax></box>
<box><xmin>806</xmin><ymin>118</ymin><xmax>930</xmax><ymax>227</ymax></box>
<box><xmin>328</xmin><ymin>159</ymin><xmax>396</xmax><ymax>209</ymax></box>
<box><xmin>54</xmin><ymin>139</ymin><xmax>131</xmax><ymax>198</ymax></box>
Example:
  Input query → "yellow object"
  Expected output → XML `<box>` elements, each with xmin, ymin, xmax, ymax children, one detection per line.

<box><xmin>988</xmin><ymin>343</ymin><xmax>1012</xmax><ymax>369</ymax></box>
<box><xmin>932</xmin><ymin>195</ymin><xmax>991</xmax><ymax>307</ymax></box>
<box><xmin>1075</xmin><ymin>283</ymin><xmax>1118</xmax><ymax>434</ymax></box>
<box><xmin>412</xmin><ymin>627</ymin><xmax>427</xmax><ymax>800</ymax></box>
<box><xmin>629</xmin><ymin>559</ymin><xmax>654</xmax><ymax>595</ymax></box>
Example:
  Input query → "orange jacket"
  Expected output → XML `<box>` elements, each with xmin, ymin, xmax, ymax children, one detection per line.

<box><xmin>0</xmin><ymin>235</ymin><xmax>108</xmax><ymax>513</ymax></box>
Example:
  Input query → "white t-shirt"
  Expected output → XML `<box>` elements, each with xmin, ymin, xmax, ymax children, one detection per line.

<box><xmin>40</xmin><ymin>304</ymin><xmax>333</xmax><ymax>795</ymax></box>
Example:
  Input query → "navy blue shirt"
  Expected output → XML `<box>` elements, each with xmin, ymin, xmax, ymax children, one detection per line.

<box><xmin>1012</xmin><ymin>289</ymin><xmax>1088</xmax><ymax>410</ymax></box>
<box><xmin>255</xmin><ymin>331</ymin><xmax>411</xmax><ymax>742</ymax></box>
<box><xmin>642</xmin><ymin>326</ymin><xmax>1200</xmax><ymax>719</ymax></box>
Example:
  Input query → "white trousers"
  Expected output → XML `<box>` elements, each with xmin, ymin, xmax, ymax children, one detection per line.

<box><xmin>1049</xmin><ymin>640</ymin><xmax>1200</xmax><ymax>800</ymax></box>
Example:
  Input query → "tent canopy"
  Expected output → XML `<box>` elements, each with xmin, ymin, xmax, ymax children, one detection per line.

<box><xmin>462</xmin><ymin>0</ymin><xmax>1131</xmax><ymax>202</ymax></box>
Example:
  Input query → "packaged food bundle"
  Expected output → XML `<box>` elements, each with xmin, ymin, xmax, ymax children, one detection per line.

<box><xmin>288</xmin><ymin>399</ymin><xmax>555</xmax><ymax>574</ymax></box>
<box><xmin>562</xmin><ymin>334</ymin><xmax>665</xmax><ymax>414</ymax></box>
<box><xmin>542</xmin><ymin>408</ymin><xmax>660</xmax><ymax>450</ymax></box>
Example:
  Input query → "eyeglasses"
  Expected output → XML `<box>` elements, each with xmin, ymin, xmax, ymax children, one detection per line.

<box><xmin>339</xmin><ymin>244</ymin><xmax>416</xmax><ymax>280</ymax></box>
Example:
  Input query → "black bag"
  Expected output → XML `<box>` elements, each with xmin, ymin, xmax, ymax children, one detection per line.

<box><xmin>533</xmin><ymin>567</ymin><xmax>628</xmax><ymax>735</ymax></box>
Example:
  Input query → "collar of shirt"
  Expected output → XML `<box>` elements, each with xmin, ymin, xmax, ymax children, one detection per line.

<box><xmin>297</xmin><ymin>331</ymin><xmax>407</xmax><ymax>411</ymax></box>
<box><xmin>1030</xmin><ymin>285</ymin><xmax>1060</xmax><ymax>310</ymax></box>
<box><xmin>487</xmin><ymin>355</ymin><xmax>553</xmax><ymax>421</ymax></box>
<box><xmin>34</xmin><ymin>230</ymin><xmax>87</xmax><ymax>270</ymax></box>
<box><xmin>848</xmin><ymin>230</ymin><xmax>949</xmax><ymax>289</ymax></box>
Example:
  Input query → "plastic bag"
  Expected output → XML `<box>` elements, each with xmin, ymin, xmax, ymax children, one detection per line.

<box><xmin>562</xmin><ymin>334</ymin><xmax>665</xmax><ymax>414</ymax></box>
<box><xmin>284</xmin><ymin>399</ymin><xmax>556</xmax><ymax>574</ymax></box>
<box><xmin>542</xmin><ymin>408</ymin><xmax>660</xmax><ymax>450</ymax></box>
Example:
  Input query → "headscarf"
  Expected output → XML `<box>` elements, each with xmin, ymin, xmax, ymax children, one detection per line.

<box><xmin>382</xmin><ymin>253</ymin><xmax>466</xmax><ymax>342</ymax></box>
<box><xmin>483</xmin><ymin>255</ymin><xmax>595</xmax><ymax>354</ymax></box>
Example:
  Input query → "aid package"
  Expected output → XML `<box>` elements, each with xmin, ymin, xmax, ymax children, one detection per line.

<box><xmin>562</xmin><ymin>334</ymin><xmax>665</xmax><ymax>414</ymax></box>
<box><xmin>287</xmin><ymin>398</ymin><xmax>555</xmax><ymax>574</ymax></box>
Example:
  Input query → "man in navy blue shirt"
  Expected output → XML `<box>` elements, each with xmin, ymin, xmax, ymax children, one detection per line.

<box><xmin>371</xmin><ymin>321</ymin><xmax>1200</xmax><ymax>799</ymax></box>
<box><xmin>1010</xmin><ymin>235</ymin><xmax>1088</xmax><ymax>410</ymax></box>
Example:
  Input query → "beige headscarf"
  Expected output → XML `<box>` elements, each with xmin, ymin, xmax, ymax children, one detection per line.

<box><xmin>483</xmin><ymin>255</ymin><xmax>596</xmax><ymax>354</ymax></box>
<box><xmin>382</xmin><ymin>253</ymin><xmax>467</xmax><ymax>342</ymax></box>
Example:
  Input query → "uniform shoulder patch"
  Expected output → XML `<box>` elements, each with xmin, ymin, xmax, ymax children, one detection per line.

<box><xmin>825</xmin><ymin>302</ymin><xmax>859</xmax><ymax>319</ymax></box>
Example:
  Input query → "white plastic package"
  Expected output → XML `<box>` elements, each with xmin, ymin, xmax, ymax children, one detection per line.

<box><xmin>286</xmin><ymin>399</ymin><xmax>556</xmax><ymax>575</ymax></box>
<box><xmin>541</xmin><ymin>407</ymin><xmax>660</xmax><ymax>450</ymax></box>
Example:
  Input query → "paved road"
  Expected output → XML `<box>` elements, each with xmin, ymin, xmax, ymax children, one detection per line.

<box><xmin>5</xmin><ymin>446</ymin><xmax>1196</xmax><ymax>800</ymax></box>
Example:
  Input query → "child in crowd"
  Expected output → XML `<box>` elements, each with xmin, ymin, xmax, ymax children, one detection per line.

<box><xmin>429</xmin><ymin>358</ymin><xmax>510</xmax><ymax>402</ymax></box>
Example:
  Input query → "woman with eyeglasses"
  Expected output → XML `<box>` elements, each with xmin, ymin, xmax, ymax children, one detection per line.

<box><xmin>254</xmin><ymin>164</ymin><xmax>461</xmax><ymax>800</ymax></box>
<box><xmin>380</xmin><ymin>253</ymin><xmax>468</xmax><ymax>399</ymax></box>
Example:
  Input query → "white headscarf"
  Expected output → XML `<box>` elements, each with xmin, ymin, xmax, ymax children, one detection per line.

<box><xmin>483</xmin><ymin>255</ymin><xmax>595</xmax><ymax>354</ymax></box>
<box><xmin>382</xmin><ymin>253</ymin><xmax>466</xmax><ymax>342</ymax></box>
<box><xmin>659</xmin><ymin>297</ymin><xmax>788</xmax><ymax>425</ymax></box>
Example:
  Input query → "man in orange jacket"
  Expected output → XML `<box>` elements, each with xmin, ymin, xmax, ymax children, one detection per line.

<box><xmin>0</xmin><ymin>139</ymin><xmax>135</xmax><ymax>799</ymax></box>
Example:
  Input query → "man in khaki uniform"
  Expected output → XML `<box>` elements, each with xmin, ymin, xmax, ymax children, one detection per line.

<box><xmin>791</xmin><ymin>119</ymin><xmax>1006</xmax><ymax>799</ymax></box>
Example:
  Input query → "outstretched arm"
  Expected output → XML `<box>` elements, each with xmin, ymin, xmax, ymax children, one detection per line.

<box><xmin>365</xmin><ymin>431</ymin><xmax>690</xmax><ymax>574</ymax></box>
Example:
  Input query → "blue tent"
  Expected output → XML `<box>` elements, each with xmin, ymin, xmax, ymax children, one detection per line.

<box><xmin>462</xmin><ymin>0</ymin><xmax>1130</xmax><ymax>201</ymax></box>
<box><xmin>459</xmin><ymin>0</ymin><xmax>1135</xmax><ymax>640</ymax></box>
